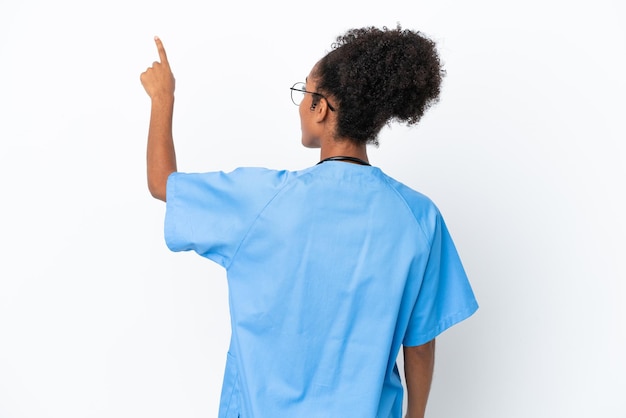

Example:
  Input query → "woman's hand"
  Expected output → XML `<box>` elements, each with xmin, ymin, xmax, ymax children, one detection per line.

<box><xmin>140</xmin><ymin>36</ymin><xmax>175</xmax><ymax>101</ymax></box>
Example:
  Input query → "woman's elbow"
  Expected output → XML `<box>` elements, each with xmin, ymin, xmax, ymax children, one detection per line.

<box><xmin>148</xmin><ymin>179</ymin><xmax>167</xmax><ymax>202</ymax></box>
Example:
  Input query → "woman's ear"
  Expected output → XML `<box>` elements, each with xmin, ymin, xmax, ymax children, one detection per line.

<box><xmin>312</xmin><ymin>99</ymin><xmax>330</xmax><ymax>123</ymax></box>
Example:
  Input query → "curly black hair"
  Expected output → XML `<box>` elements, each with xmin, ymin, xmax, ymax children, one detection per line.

<box><xmin>314</xmin><ymin>25</ymin><xmax>445</xmax><ymax>146</ymax></box>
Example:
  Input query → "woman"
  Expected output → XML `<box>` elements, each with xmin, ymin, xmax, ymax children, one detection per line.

<box><xmin>141</xmin><ymin>26</ymin><xmax>478</xmax><ymax>418</ymax></box>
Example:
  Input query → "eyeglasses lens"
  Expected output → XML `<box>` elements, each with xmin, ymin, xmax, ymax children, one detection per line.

<box><xmin>291</xmin><ymin>82</ymin><xmax>306</xmax><ymax>106</ymax></box>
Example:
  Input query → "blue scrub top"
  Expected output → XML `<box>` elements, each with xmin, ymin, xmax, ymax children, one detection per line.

<box><xmin>165</xmin><ymin>162</ymin><xmax>478</xmax><ymax>418</ymax></box>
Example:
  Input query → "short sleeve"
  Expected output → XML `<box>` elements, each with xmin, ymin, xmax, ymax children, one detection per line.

<box><xmin>164</xmin><ymin>168</ymin><xmax>290</xmax><ymax>267</ymax></box>
<box><xmin>403</xmin><ymin>213</ymin><xmax>479</xmax><ymax>346</ymax></box>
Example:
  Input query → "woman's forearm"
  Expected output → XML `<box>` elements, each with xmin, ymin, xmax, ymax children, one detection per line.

<box><xmin>146</xmin><ymin>96</ymin><xmax>176</xmax><ymax>201</ymax></box>
<box><xmin>404</xmin><ymin>339</ymin><xmax>436</xmax><ymax>418</ymax></box>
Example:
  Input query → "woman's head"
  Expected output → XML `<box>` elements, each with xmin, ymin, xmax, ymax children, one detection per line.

<box><xmin>311</xmin><ymin>25</ymin><xmax>445</xmax><ymax>146</ymax></box>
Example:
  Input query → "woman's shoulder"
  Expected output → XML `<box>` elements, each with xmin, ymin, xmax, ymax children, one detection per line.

<box><xmin>377</xmin><ymin>171</ymin><xmax>437</xmax><ymax>210</ymax></box>
<box><xmin>375</xmin><ymin>170</ymin><xmax>442</xmax><ymax>232</ymax></box>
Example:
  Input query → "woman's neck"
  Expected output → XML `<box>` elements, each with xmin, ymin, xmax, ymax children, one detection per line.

<box><xmin>319</xmin><ymin>138</ymin><xmax>369</xmax><ymax>164</ymax></box>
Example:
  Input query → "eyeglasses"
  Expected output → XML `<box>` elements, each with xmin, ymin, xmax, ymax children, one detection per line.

<box><xmin>290</xmin><ymin>82</ymin><xmax>336</xmax><ymax>111</ymax></box>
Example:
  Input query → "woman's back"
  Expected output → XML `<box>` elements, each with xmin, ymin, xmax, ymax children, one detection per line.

<box><xmin>165</xmin><ymin>161</ymin><xmax>477</xmax><ymax>417</ymax></box>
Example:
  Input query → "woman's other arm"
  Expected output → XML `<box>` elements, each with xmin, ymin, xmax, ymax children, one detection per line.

<box><xmin>404</xmin><ymin>339</ymin><xmax>435</xmax><ymax>418</ymax></box>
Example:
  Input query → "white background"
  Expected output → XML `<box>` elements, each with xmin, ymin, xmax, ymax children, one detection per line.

<box><xmin>1</xmin><ymin>0</ymin><xmax>625</xmax><ymax>417</ymax></box>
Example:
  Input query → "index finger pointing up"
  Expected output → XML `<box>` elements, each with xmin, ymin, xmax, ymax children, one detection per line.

<box><xmin>154</xmin><ymin>36</ymin><xmax>168</xmax><ymax>64</ymax></box>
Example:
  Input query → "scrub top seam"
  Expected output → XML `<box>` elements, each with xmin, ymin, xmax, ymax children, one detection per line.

<box><xmin>224</xmin><ymin>170</ymin><xmax>311</xmax><ymax>270</ymax></box>
<box><xmin>379</xmin><ymin>174</ymin><xmax>435</xmax><ymax>247</ymax></box>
